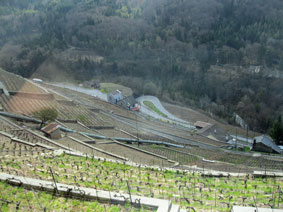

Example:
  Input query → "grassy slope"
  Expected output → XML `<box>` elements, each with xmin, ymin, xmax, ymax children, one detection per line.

<box><xmin>143</xmin><ymin>101</ymin><xmax>168</xmax><ymax>118</ymax></box>
<box><xmin>100</xmin><ymin>83</ymin><xmax>133</xmax><ymax>96</ymax></box>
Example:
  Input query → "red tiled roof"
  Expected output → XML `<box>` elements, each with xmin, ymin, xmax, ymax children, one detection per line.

<box><xmin>132</xmin><ymin>106</ymin><xmax>140</xmax><ymax>111</ymax></box>
<box><xmin>41</xmin><ymin>123</ymin><xmax>60</xmax><ymax>134</ymax></box>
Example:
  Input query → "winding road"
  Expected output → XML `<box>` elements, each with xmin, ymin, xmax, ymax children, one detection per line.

<box><xmin>136</xmin><ymin>96</ymin><xmax>195</xmax><ymax>129</ymax></box>
<box><xmin>48</xmin><ymin>82</ymin><xmax>108</xmax><ymax>101</ymax></box>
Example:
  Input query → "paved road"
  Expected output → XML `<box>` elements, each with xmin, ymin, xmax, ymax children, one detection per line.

<box><xmin>231</xmin><ymin>135</ymin><xmax>253</xmax><ymax>143</ymax></box>
<box><xmin>48</xmin><ymin>82</ymin><xmax>108</xmax><ymax>101</ymax></box>
<box><xmin>136</xmin><ymin>96</ymin><xmax>195</xmax><ymax>129</ymax></box>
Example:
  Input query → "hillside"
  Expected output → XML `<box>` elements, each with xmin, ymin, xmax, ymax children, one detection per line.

<box><xmin>0</xmin><ymin>69</ymin><xmax>283</xmax><ymax>211</ymax></box>
<box><xmin>0</xmin><ymin>0</ymin><xmax>283</xmax><ymax>132</ymax></box>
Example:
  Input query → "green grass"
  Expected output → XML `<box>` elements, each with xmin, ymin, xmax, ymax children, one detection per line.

<box><xmin>100</xmin><ymin>83</ymin><xmax>133</xmax><ymax>96</ymax></box>
<box><xmin>143</xmin><ymin>101</ymin><xmax>168</xmax><ymax>118</ymax></box>
<box><xmin>77</xmin><ymin>114</ymin><xmax>87</xmax><ymax>123</ymax></box>
<box><xmin>0</xmin><ymin>181</ymin><xmax>131</xmax><ymax>212</ymax></box>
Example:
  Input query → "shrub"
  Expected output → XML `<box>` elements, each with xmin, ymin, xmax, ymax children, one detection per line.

<box><xmin>33</xmin><ymin>108</ymin><xmax>58</xmax><ymax>128</ymax></box>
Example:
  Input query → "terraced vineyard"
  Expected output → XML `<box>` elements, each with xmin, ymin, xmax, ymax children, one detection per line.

<box><xmin>0</xmin><ymin>68</ymin><xmax>110</xmax><ymax>126</ymax></box>
<box><xmin>0</xmin><ymin>96</ymin><xmax>109</xmax><ymax>128</ymax></box>
<box><xmin>0</xmin><ymin>68</ymin><xmax>47</xmax><ymax>93</ymax></box>
<box><xmin>0</xmin><ymin>94</ymin><xmax>106</xmax><ymax>126</ymax></box>
<box><xmin>1</xmin><ymin>153</ymin><xmax>282</xmax><ymax>212</ymax></box>
<box><xmin>0</xmin><ymin>134</ymin><xmax>48</xmax><ymax>157</ymax></box>
<box><xmin>134</xmin><ymin>143</ymin><xmax>283</xmax><ymax>173</ymax></box>
<box><xmin>41</xmin><ymin>83</ymin><xmax>138</xmax><ymax>120</ymax></box>
<box><xmin>0</xmin><ymin>181</ymin><xmax>150</xmax><ymax>212</ymax></box>
<box><xmin>138</xmin><ymin>145</ymin><xmax>198</xmax><ymax>165</ymax></box>
<box><xmin>1</xmin><ymin>69</ymin><xmax>283</xmax><ymax>211</ymax></box>
<box><xmin>55</xmin><ymin>102</ymin><xmax>110</xmax><ymax>126</ymax></box>
<box><xmin>175</xmin><ymin>147</ymin><xmax>283</xmax><ymax>171</ymax></box>
<box><xmin>0</xmin><ymin>118</ymin><xmax>18</xmax><ymax>132</ymax></box>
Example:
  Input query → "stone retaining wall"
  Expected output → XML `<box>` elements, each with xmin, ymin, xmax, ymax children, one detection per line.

<box><xmin>0</xmin><ymin>172</ymin><xmax>181</xmax><ymax>212</ymax></box>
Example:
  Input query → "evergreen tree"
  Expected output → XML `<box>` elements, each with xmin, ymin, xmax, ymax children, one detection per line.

<box><xmin>270</xmin><ymin>116</ymin><xmax>283</xmax><ymax>145</ymax></box>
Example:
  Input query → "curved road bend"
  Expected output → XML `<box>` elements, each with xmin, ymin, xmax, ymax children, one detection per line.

<box><xmin>136</xmin><ymin>96</ymin><xmax>195</xmax><ymax>129</ymax></box>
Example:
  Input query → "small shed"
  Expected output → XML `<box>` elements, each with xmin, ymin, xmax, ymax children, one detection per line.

<box><xmin>249</xmin><ymin>65</ymin><xmax>262</xmax><ymax>74</ymax></box>
<box><xmin>194</xmin><ymin>121</ymin><xmax>211</xmax><ymax>129</ymax></box>
<box><xmin>107</xmin><ymin>90</ymin><xmax>123</xmax><ymax>104</ymax></box>
<box><xmin>252</xmin><ymin>135</ymin><xmax>281</xmax><ymax>154</ymax></box>
<box><xmin>86</xmin><ymin>79</ymin><xmax>100</xmax><ymax>89</ymax></box>
<box><xmin>117</xmin><ymin>95</ymin><xmax>137</xmax><ymax>110</ymax></box>
<box><xmin>0</xmin><ymin>81</ymin><xmax>9</xmax><ymax>96</ymax></box>
<box><xmin>278</xmin><ymin>146</ymin><xmax>283</xmax><ymax>154</ymax></box>
<box><xmin>32</xmin><ymin>78</ymin><xmax>43</xmax><ymax>83</ymax></box>
<box><xmin>41</xmin><ymin>123</ymin><xmax>61</xmax><ymax>139</ymax></box>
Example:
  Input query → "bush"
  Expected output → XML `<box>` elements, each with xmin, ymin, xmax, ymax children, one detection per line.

<box><xmin>33</xmin><ymin>108</ymin><xmax>58</xmax><ymax>128</ymax></box>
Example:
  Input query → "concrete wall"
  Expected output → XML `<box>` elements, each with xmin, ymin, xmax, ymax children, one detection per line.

<box><xmin>9</xmin><ymin>92</ymin><xmax>55</xmax><ymax>100</ymax></box>
<box><xmin>108</xmin><ymin>93</ymin><xmax>123</xmax><ymax>104</ymax></box>
<box><xmin>253</xmin><ymin>143</ymin><xmax>273</xmax><ymax>153</ymax></box>
<box><xmin>0</xmin><ymin>172</ymin><xmax>180</xmax><ymax>212</ymax></box>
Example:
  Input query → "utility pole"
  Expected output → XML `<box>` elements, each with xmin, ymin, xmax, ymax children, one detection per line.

<box><xmin>135</xmin><ymin>112</ymin><xmax>139</xmax><ymax>146</ymax></box>
<box><xmin>246</xmin><ymin>124</ymin><xmax>249</xmax><ymax>144</ymax></box>
<box><xmin>49</xmin><ymin>167</ymin><xmax>58</xmax><ymax>194</ymax></box>
<box><xmin>236</xmin><ymin>128</ymin><xmax>238</xmax><ymax>149</ymax></box>
<box><xmin>126</xmin><ymin>180</ymin><xmax>132</xmax><ymax>206</ymax></box>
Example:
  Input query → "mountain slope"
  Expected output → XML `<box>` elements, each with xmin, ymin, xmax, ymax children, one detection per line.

<box><xmin>0</xmin><ymin>0</ymin><xmax>283</xmax><ymax>132</ymax></box>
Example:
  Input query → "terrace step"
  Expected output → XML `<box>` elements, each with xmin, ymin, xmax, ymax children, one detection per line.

<box><xmin>169</xmin><ymin>204</ymin><xmax>180</xmax><ymax>212</ymax></box>
<box><xmin>0</xmin><ymin>131</ymin><xmax>13</xmax><ymax>138</ymax></box>
<box><xmin>25</xmin><ymin>129</ymin><xmax>75</xmax><ymax>151</ymax></box>
<box><xmin>0</xmin><ymin>172</ymin><xmax>185</xmax><ymax>212</ymax></box>
<box><xmin>68</xmin><ymin>135</ymin><xmax>128</xmax><ymax>161</ymax></box>
<box><xmin>232</xmin><ymin>206</ymin><xmax>283</xmax><ymax>212</ymax></box>
<box><xmin>253</xmin><ymin>171</ymin><xmax>283</xmax><ymax>177</ymax></box>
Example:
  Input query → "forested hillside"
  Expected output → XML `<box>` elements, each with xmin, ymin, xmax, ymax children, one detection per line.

<box><xmin>0</xmin><ymin>0</ymin><xmax>283</xmax><ymax>132</ymax></box>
